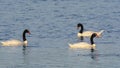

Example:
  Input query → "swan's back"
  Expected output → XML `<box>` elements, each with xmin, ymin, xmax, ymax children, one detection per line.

<box><xmin>69</xmin><ymin>42</ymin><xmax>96</xmax><ymax>49</ymax></box>
<box><xmin>1</xmin><ymin>39</ymin><xmax>24</xmax><ymax>46</ymax></box>
<box><xmin>77</xmin><ymin>31</ymin><xmax>94</xmax><ymax>37</ymax></box>
<box><xmin>77</xmin><ymin>30</ymin><xmax>104</xmax><ymax>37</ymax></box>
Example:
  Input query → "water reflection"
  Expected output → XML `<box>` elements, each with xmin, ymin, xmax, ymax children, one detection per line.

<box><xmin>23</xmin><ymin>45</ymin><xmax>26</xmax><ymax>51</ymax></box>
<box><xmin>77</xmin><ymin>36</ymin><xmax>84</xmax><ymax>42</ymax></box>
<box><xmin>22</xmin><ymin>46</ymin><xmax>30</xmax><ymax>65</ymax></box>
<box><xmin>90</xmin><ymin>50</ymin><xmax>98</xmax><ymax>60</ymax></box>
<box><xmin>69</xmin><ymin>47</ymin><xmax>98</xmax><ymax>60</ymax></box>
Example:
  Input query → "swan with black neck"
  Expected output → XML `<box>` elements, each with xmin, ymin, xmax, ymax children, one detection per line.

<box><xmin>1</xmin><ymin>29</ymin><xmax>30</xmax><ymax>46</ymax></box>
<box><xmin>69</xmin><ymin>33</ymin><xmax>97</xmax><ymax>50</ymax></box>
<box><xmin>77</xmin><ymin>23</ymin><xmax>104</xmax><ymax>38</ymax></box>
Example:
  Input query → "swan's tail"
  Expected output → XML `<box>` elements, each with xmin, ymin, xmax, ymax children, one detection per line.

<box><xmin>68</xmin><ymin>43</ymin><xmax>72</xmax><ymax>47</ymax></box>
<box><xmin>0</xmin><ymin>42</ymin><xmax>3</xmax><ymax>45</ymax></box>
<box><xmin>97</xmin><ymin>30</ymin><xmax>104</xmax><ymax>37</ymax></box>
<box><xmin>0</xmin><ymin>41</ymin><xmax>6</xmax><ymax>46</ymax></box>
<box><xmin>99</xmin><ymin>30</ymin><xmax>104</xmax><ymax>34</ymax></box>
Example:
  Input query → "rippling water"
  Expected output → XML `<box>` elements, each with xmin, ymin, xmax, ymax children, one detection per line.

<box><xmin>0</xmin><ymin>0</ymin><xmax>120</xmax><ymax>68</ymax></box>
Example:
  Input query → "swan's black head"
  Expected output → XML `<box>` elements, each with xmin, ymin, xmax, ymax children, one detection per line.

<box><xmin>91</xmin><ymin>33</ymin><xmax>97</xmax><ymax>38</ymax></box>
<box><xmin>24</xmin><ymin>29</ymin><xmax>30</xmax><ymax>34</ymax></box>
<box><xmin>77</xmin><ymin>23</ymin><xmax>84</xmax><ymax>33</ymax></box>
<box><xmin>77</xmin><ymin>23</ymin><xmax>83</xmax><ymax>29</ymax></box>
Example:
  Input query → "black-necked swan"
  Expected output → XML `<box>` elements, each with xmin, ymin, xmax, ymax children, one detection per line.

<box><xmin>1</xmin><ymin>29</ymin><xmax>30</xmax><ymax>46</ymax></box>
<box><xmin>69</xmin><ymin>33</ymin><xmax>97</xmax><ymax>50</ymax></box>
<box><xmin>77</xmin><ymin>23</ymin><xmax>104</xmax><ymax>38</ymax></box>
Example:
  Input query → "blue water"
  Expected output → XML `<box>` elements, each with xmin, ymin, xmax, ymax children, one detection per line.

<box><xmin>0</xmin><ymin>0</ymin><xmax>120</xmax><ymax>68</ymax></box>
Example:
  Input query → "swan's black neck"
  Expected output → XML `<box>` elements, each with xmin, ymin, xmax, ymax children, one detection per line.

<box><xmin>90</xmin><ymin>33</ymin><xmax>97</xmax><ymax>52</ymax></box>
<box><xmin>23</xmin><ymin>29</ymin><xmax>30</xmax><ymax>41</ymax></box>
<box><xmin>90</xmin><ymin>33</ymin><xmax>96</xmax><ymax>45</ymax></box>
<box><xmin>23</xmin><ymin>31</ymin><xmax>26</xmax><ymax>41</ymax></box>
<box><xmin>78</xmin><ymin>23</ymin><xmax>84</xmax><ymax>33</ymax></box>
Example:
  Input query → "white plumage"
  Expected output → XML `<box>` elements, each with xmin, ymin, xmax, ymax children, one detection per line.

<box><xmin>77</xmin><ymin>30</ymin><xmax>104</xmax><ymax>38</ymax></box>
<box><xmin>69</xmin><ymin>42</ymin><xmax>96</xmax><ymax>49</ymax></box>
<box><xmin>69</xmin><ymin>33</ymin><xmax>97</xmax><ymax>49</ymax></box>
<box><xmin>1</xmin><ymin>39</ymin><xmax>27</xmax><ymax>46</ymax></box>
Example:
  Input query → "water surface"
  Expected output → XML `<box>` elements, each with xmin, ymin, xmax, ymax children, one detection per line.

<box><xmin>0</xmin><ymin>0</ymin><xmax>120</xmax><ymax>68</ymax></box>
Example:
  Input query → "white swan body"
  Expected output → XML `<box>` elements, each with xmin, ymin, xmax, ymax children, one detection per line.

<box><xmin>1</xmin><ymin>39</ymin><xmax>27</xmax><ymax>46</ymax></box>
<box><xmin>77</xmin><ymin>30</ymin><xmax>104</xmax><ymax>37</ymax></box>
<box><xmin>0</xmin><ymin>29</ymin><xmax>30</xmax><ymax>46</ymax></box>
<box><xmin>69</xmin><ymin>33</ymin><xmax>97</xmax><ymax>49</ymax></box>
<box><xmin>69</xmin><ymin>42</ymin><xmax>96</xmax><ymax>49</ymax></box>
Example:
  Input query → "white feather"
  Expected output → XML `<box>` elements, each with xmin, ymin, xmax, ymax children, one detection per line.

<box><xmin>69</xmin><ymin>42</ymin><xmax>96</xmax><ymax>49</ymax></box>
<box><xmin>77</xmin><ymin>30</ymin><xmax>104</xmax><ymax>37</ymax></box>
<box><xmin>1</xmin><ymin>39</ymin><xmax>27</xmax><ymax>46</ymax></box>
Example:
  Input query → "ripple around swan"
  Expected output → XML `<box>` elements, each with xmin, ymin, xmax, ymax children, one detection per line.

<box><xmin>77</xmin><ymin>53</ymin><xmax>120</xmax><ymax>57</ymax></box>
